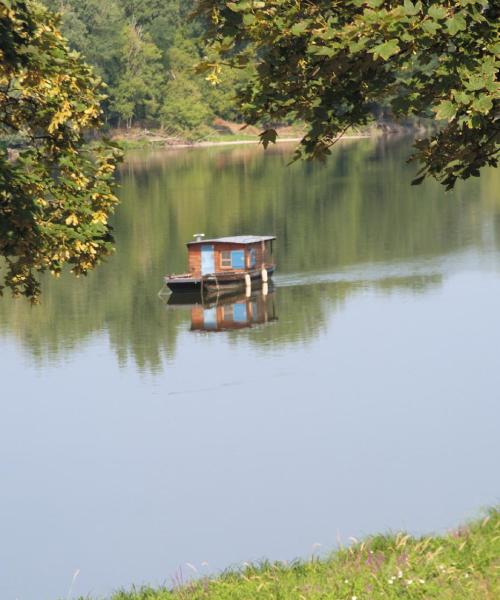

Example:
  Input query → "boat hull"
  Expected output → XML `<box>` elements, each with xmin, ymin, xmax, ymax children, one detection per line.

<box><xmin>167</xmin><ymin>281</ymin><xmax>276</xmax><ymax>307</ymax></box>
<box><xmin>165</xmin><ymin>266</ymin><xmax>275</xmax><ymax>294</ymax></box>
<box><xmin>165</xmin><ymin>279</ymin><xmax>202</xmax><ymax>293</ymax></box>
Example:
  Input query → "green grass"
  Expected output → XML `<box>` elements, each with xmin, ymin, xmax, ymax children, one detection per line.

<box><xmin>80</xmin><ymin>508</ymin><xmax>500</xmax><ymax>600</ymax></box>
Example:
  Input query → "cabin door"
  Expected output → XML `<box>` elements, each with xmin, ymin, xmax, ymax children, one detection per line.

<box><xmin>201</xmin><ymin>244</ymin><xmax>215</xmax><ymax>275</ymax></box>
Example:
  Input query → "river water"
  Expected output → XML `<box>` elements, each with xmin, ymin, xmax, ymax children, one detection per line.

<box><xmin>1</xmin><ymin>139</ymin><xmax>499</xmax><ymax>600</ymax></box>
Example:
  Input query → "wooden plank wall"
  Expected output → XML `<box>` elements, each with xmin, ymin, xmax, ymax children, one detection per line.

<box><xmin>188</xmin><ymin>245</ymin><xmax>201</xmax><ymax>275</ymax></box>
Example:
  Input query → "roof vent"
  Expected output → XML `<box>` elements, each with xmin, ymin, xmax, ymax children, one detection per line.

<box><xmin>193</xmin><ymin>233</ymin><xmax>205</xmax><ymax>242</ymax></box>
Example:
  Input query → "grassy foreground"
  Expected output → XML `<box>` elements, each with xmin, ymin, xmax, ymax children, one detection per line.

<box><xmin>90</xmin><ymin>509</ymin><xmax>499</xmax><ymax>600</ymax></box>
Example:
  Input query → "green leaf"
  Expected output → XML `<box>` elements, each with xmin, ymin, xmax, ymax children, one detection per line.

<box><xmin>371</xmin><ymin>39</ymin><xmax>401</xmax><ymax>61</ymax></box>
<box><xmin>489</xmin><ymin>41</ymin><xmax>500</xmax><ymax>55</ymax></box>
<box><xmin>404</xmin><ymin>0</ymin><xmax>421</xmax><ymax>16</ymax></box>
<box><xmin>400</xmin><ymin>31</ymin><xmax>414</xmax><ymax>43</ymax></box>
<box><xmin>422</xmin><ymin>20</ymin><xmax>440</xmax><ymax>35</ymax></box>
<box><xmin>311</xmin><ymin>46</ymin><xmax>336</xmax><ymax>57</ymax></box>
<box><xmin>259</xmin><ymin>128</ymin><xmax>278</xmax><ymax>149</ymax></box>
<box><xmin>464</xmin><ymin>75</ymin><xmax>486</xmax><ymax>91</ymax></box>
<box><xmin>349</xmin><ymin>37</ymin><xmax>368</xmax><ymax>52</ymax></box>
<box><xmin>453</xmin><ymin>90</ymin><xmax>471</xmax><ymax>105</ymax></box>
<box><xmin>480</xmin><ymin>58</ymin><xmax>497</xmax><ymax>77</ymax></box>
<box><xmin>290</xmin><ymin>21</ymin><xmax>310</xmax><ymax>36</ymax></box>
<box><xmin>242</xmin><ymin>13</ymin><xmax>256</xmax><ymax>26</ymax></box>
<box><xmin>471</xmin><ymin>95</ymin><xmax>493</xmax><ymax>114</ymax></box>
<box><xmin>446</xmin><ymin>14</ymin><xmax>467</xmax><ymax>35</ymax></box>
<box><xmin>428</xmin><ymin>5</ymin><xmax>447</xmax><ymax>20</ymax></box>
<box><xmin>434</xmin><ymin>100</ymin><xmax>457</xmax><ymax>121</ymax></box>
<box><xmin>226</xmin><ymin>1</ymin><xmax>252</xmax><ymax>12</ymax></box>
<box><xmin>367</xmin><ymin>0</ymin><xmax>384</xmax><ymax>7</ymax></box>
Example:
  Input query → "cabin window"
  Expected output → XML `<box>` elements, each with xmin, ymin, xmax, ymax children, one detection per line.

<box><xmin>221</xmin><ymin>251</ymin><xmax>232</xmax><ymax>268</ymax></box>
<box><xmin>231</xmin><ymin>250</ymin><xmax>245</xmax><ymax>269</ymax></box>
<box><xmin>220</xmin><ymin>249</ymin><xmax>246</xmax><ymax>269</ymax></box>
<box><xmin>249</xmin><ymin>248</ymin><xmax>256</xmax><ymax>268</ymax></box>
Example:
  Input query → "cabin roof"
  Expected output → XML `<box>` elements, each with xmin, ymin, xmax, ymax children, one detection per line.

<box><xmin>187</xmin><ymin>235</ymin><xmax>276</xmax><ymax>246</ymax></box>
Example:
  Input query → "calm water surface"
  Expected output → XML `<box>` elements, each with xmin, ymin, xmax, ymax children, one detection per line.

<box><xmin>1</xmin><ymin>139</ymin><xmax>499</xmax><ymax>600</ymax></box>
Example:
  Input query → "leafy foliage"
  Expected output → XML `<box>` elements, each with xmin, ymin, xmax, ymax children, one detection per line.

<box><xmin>197</xmin><ymin>0</ymin><xmax>499</xmax><ymax>188</ymax></box>
<box><xmin>40</xmin><ymin>0</ymin><xmax>249</xmax><ymax>132</ymax></box>
<box><xmin>42</xmin><ymin>0</ymin><xmax>126</xmax><ymax>87</ymax></box>
<box><xmin>161</xmin><ymin>75</ymin><xmax>213</xmax><ymax>135</ymax></box>
<box><xmin>110</xmin><ymin>22</ymin><xmax>165</xmax><ymax>127</ymax></box>
<box><xmin>0</xmin><ymin>0</ymin><xmax>121</xmax><ymax>299</ymax></box>
<box><xmin>159</xmin><ymin>38</ymin><xmax>214</xmax><ymax>135</ymax></box>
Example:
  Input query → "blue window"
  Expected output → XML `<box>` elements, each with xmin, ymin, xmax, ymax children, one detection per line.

<box><xmin>231</xmin><ymin>250</ymin><xmax>245</xmax><ymax>269</ymax></box>
<box><xmin>233</xmin><ymin>303</ymin><xmax>247</xmax><ymax>322</ymax></box>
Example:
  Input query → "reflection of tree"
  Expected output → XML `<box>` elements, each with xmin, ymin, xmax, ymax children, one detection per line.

<box><xmin>231</xmin><ymin>274</ymin><xmax>443</xmax><ymax>349</ymax></box>
<box><xmin>0</xmin><ymin>139</ymin><xmax>498</xmax><ymax>371</ymax></box>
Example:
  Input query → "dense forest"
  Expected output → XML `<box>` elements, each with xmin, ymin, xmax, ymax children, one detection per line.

<box><xmin>41</xmin><ymin>0</ymin><xmax>248</xmax><ymax>134</ymax></box>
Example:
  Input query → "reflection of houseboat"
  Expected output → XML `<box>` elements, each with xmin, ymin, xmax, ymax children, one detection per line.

<box><xmin>167</xmin><ymin>287</ymin><xmax>277</xmax><ymax>332</ymax></box>
<box><xmin>164</xmin><ymin>235</ymin><xmax>276</xmax><ymax>294</ymax></box>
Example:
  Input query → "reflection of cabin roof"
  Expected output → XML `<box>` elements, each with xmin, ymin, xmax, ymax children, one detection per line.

<box><xmin>187</xmin><ymin>235</ymin><xmax>276</xmax><ymax>246</ymax></box>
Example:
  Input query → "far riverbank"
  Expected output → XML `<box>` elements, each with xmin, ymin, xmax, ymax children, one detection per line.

<box><xmin>109</xmin><ymin>119</ymin><xmax>406</xmax><ymax>151</ymax></box>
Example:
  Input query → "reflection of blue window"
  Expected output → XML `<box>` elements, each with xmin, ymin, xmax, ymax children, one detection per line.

<box><xmin>231</xmin><ymin>250</ymin><xmax>245</xmax><ymax>268</ymax></box>
<box><xmin>249</xmin><ymin>248</ymin><xmax>256</xmax><ymax>268</ymax></box>
<box><xmin>233</xmin><ymin>303</ymin><xmax>247</xmax><ymax>322</ymax></box>
<box><xmin>203</xmin><ymin>307</ymin><xmax>217</xmax><ymax>329</ymax></box>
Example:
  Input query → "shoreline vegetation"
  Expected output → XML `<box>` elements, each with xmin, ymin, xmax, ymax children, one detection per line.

<box><xmin>109</xmin><ymin>120</ymin><xmax>418</xmax><ymax>151</ymax></box>
<box><xmin>0</xmin><ymin>122</ymin><xmax>406</xmax><ymax>159</ymax></box>
<box><xmin>80</xmin><ymin>509</ymin><xmax>499</xmax><ymax>600</ymax></box>
<box><xmin>1</xmin><ymin>119</ymin><xmax>429</xmax><ymax>157</ymax></box>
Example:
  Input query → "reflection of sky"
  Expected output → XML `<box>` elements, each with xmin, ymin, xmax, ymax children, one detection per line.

<box><xmin>2</xmin><ymin>270</ymin><xmax>500</xmax><ymax>600</ymax></box>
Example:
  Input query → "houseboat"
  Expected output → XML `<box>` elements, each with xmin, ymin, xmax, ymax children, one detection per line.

<box><xmin>164</xmin><ymin>235</ymin><xmax>276</xmax><ymax>294</ymax></box>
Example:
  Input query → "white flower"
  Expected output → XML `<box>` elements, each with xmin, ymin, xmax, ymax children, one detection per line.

<box><xmin>418</xmin><ymin>578</ymin><xmax>425</xmax><ymax>584</ymax></box>
<box><xmin>397</xmin><ymin>569</ymin><xmax>403</xmax><ymax>578</ymax></box>
<box><xmin>351</xmin><ymin>596</ymin><xmax>358</xmax><ymax>600</ymax></box>
<box><xmin>406</xmin><ymin>579</ymin><xmax>413</xmax><ymax>585</ymax></box>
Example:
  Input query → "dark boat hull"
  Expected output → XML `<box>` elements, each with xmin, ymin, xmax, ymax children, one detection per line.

<box><xmin>166</xmin><ymin>279</ymin><xmax>202</xmax><ymax>293</ymax></box>
<box><xmin>165</xmin><ymin>266</ymin><xmax>275</xmax><ymax>294</ymax></box>
<box><xmin>167</xmin><ymin>281</ymin><xmax>276</xmax><ymax>307</ymax></box>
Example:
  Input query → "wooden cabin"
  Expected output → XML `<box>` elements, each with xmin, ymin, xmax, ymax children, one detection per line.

<box><xmin>187</xmin><ymin>235</ymin><xmax>275</xmax><ymax>278</ymax></box>
<box><xmin>165</xmin><ymin>234</ymin><xmax>276</xmax><ymax>294</ymax></box>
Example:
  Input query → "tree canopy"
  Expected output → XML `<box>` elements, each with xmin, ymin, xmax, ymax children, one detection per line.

<box><xmin>40</xmin><ymin>0</ymin><xmax>250</xmax><ymax>132</ymax></box>
<box><xmin>0</xmin><ymin>0</ymin><xmax>121</xmax><ymax>299</ymax></box>
<box><xmin>198</xmin><ymin>0</ymin><xmax>499</xmax><ymax>188</ymax></box>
